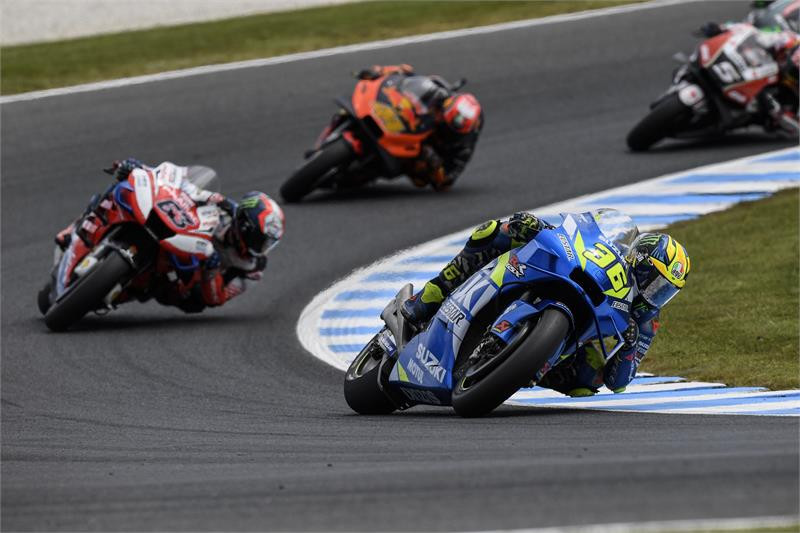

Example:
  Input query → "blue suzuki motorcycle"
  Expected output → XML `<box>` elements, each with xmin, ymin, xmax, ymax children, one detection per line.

<box><xmin>344</xmin><ymin>209</ymin><xmax>639</xmax><ymax>417</ymax></box>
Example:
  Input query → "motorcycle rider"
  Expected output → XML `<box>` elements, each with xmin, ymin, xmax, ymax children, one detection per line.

<box><xmin>401</xmin><ymin>212</ymin><xmax>691</xmax><ymax>397</ymax></box>
<box><xmin>746</xmin><ymin>0</ymin><xmax>799</xmax><ymax>33</ymax></box>
<box><xmin>49</xmin><ymin>158</ymin><xmax>284</xmax><ymax>314</ymax></box>
<box><xmin>698</xmin><ymin>21</ymin><xmax>800</xmax><ymax>135</ymax></box>
<box><xmin>356</xmin><ymin>64</ymin><xmax>483</xmax><ymax>191</ymax></box>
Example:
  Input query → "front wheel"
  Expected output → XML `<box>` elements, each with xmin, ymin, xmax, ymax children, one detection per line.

<box><xmin>44</xmin><ymin>251</ymin><xmax>132</xmax><ymax>332</ymax></box>
<box><xmin>626</xmin><ymin>93</ymin><xmax>693</xmax><ymax>151</ymax></box>
<box><xmin>344</xmin><ymin>333</ymin><xmax>397</xmax><ymax>415</ymax></box>
<box><xmin>280</xmin><ymin>137</ymin><xmax>355</xmax><ymax>203</ymax></box>
<box><xmin>452</xmin><ymin>309</ymin><xmax>570</xmax><ymax>417</ymax></box>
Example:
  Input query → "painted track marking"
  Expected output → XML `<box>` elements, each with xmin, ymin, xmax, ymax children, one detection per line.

<box><xmin>297</xmin><ymin>147</ymin><xmax>800</xmax><ymax>416</ymax></box>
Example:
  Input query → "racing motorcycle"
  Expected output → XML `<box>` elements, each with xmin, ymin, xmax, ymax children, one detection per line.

<box><xmin>38</xmin><ymin>165</ymin><xmax>220</xmax><ymax>331</ymax></box>
<box><xmin>627</xmin><ymin>23</ymin><xmax>796</xmax><ymax>151</ymax></box>
<box><xmin>280</xmin><ymin>72</ymin><xmax>465</xmax><ymax>202</ymax></box>
<box><xmin>344</xmin><ymin>209</ymin><xmax>638</xmax><ymax>417</ymax></box>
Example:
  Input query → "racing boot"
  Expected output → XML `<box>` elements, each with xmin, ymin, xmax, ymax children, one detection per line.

<box><xmin>400</xmin><ymin>281</ymin><xmax>444</xmax><ymax>330</ymax></box>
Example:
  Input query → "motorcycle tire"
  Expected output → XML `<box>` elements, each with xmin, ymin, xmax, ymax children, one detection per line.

<box><xmin>626</xmin><ymin>93</ymin><xmax>693</xmax><ymax>151</ymax></box>
<box><xmin>37</xmin><ymin>282</ymin><xmax>52</xmax><ymax>315</ymax></box>
<box><xmin>44</xmin><ymin>251</ymin><xmax>132</xmax><ymax>332</ymax></box>
<box><xmin>280</xmin><ymin>137</ymin><xmax>354</xmax><ymax>203</ymax></box>
<box><xmin>344</xmin><ymin>333</ymin><xmax>397</xmax><ymax>415</ymax></box>
<box><xmin>451</xmin><ymin>308</ymin><xmax>569</xmax><ymax>418</ymax></box>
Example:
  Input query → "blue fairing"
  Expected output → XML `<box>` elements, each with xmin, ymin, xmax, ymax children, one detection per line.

<box><xmin>388</xmin><ymin>210</ymin><xmax>637</xmax><ymax>407</ymax></box>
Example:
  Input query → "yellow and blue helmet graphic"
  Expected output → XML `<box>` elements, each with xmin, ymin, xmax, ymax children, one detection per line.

<box><xmin>629</xmin><ymin>233</ymin><xmax>690</xmax><ymax>308</ymax></box>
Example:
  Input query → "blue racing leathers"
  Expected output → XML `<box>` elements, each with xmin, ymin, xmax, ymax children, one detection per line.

<box><xmin>537</xmin><ymin>299</ymin><xmax>659</xmax><ymax>396</ymax></box>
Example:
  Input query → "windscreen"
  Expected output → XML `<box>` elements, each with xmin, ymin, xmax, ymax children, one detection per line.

<box><xmin>398</xmin><ymin>75</ymin><xmax>444</xmax><ymax>110</ymax></box>
<box><xmin>186</xmin><ymin>165</ymin><xmax>219</xmax><ymax>192</ymax></box>
<box><xmin>589</xmin><ymin>208</ymin><xmax>639</xmax><ymax>257</ymax></box>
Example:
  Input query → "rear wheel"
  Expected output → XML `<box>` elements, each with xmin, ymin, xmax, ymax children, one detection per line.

<box><xmin>44</xmin><ymin>251</ymin><xmax>132</xmax><ymax>332</ymax></box>
<box><xmin>344</xmin><ymin>333</ymin><xmax>397</xmax><ymax>415</ymax></box>
<box><xmin>452</xmin><ymin>309</ymin><xmax>570</xmax><ymax>417</ymax></box>
<box><xmin>280</xmin><ymin>137</ymin><xmax>355</xmax><ymax>203</ymax></box>
<box><xmin>626</xmin><ymin>93</ymin><xmax>693</xmax><ymax>151</ymax></box>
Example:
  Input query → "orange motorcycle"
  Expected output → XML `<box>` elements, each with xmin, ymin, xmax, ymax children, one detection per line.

<box><xmin>280</xmin><ymin>71</ymin><xmax>466</xmax><ymax>202</ymax></box>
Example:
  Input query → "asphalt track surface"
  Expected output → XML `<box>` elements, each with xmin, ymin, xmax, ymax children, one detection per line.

<box><xmin>2</xmin><ymin>2</ymin><xmax>798</xmax><ymax>531</ymax></box>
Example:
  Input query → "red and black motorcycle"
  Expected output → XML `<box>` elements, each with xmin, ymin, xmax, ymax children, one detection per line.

<box><xmin>280</xmin><ymin>71</ymin><xmax>465</xmax><ymax>202</ymax></box>
<box><xmin>627</xmin><ymin>23</ymin><xmax>798</xmax><ymax>150</ymax></box>
<box><xmin>39</xmin><ymin>164</ymin><xmax>221</xmax><ymax>331</ymax></box>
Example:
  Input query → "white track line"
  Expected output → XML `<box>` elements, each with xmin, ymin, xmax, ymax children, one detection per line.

<box><xmin>0</xmin><ymin>0</ymin><xmax>697</xmax><ymax>104</ymax></box>
<box><xmin>472</xmin><ymin>515</ymin><xmax>800</xmax><ymax>533</ymax></box>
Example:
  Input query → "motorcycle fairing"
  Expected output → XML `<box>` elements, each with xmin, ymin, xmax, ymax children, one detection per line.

<box><xmin>386</xmin><ymin>210</ymin><xmax>635</xmax><ymax>407</ymax></box>
<box><xmin>700</xmin><ymin>26</ymin><xmax>780</xmax><ymax>104</ymax></box>
<box><xmin>351</xmin><ymin>74</ymin><xmax>435</xmax><ymax>158</ymax></box>
<box><xmin>489</xmin><ymin>298</ymin><xmax>575</xmax><ymax>345</ymax></box>
<box><xmin>387</xmin><ymin>255</ymin><xmax>505</xmax><ymax>404</ymax></box>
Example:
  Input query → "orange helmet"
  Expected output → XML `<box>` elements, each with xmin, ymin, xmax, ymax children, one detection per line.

<box><xmin>442</xmin><ymin>93</ymin><xmax>482</xmax><ymax>134</ymax></box>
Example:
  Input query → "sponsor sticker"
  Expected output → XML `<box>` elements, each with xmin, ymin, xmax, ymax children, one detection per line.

<box><xmin>557</xmin><ymin>233</ymin><xmax>575</xmax><ymax>261</ymax></box>
<box><xmin>505</xmin><ymin>254</ymin><xmax>527</xmax><ymax>278</ymax></box>
<box><xmin>415</xmin><ymin>344</ymin><xmax>446</xmax><ymax>383</ymax></box>
<box><xmin>440</xmin><ymin>300</ymin><xmax>465</xmax><ymax>326</ymax></box>
<box><xmin>492</xmin><ymin>320</ymin><xmax>512</xmax><ymax>334</ymax></box>
<box><xmin>610</xmin><ymin>300</ymin><xmax>630</xmax><ymax>312</ymax></box>
<box><xmin>400</xmin><ymin>387</ymin><xmax>441</xmax><ymax>405</ymax></box>
<box><xmin>670</xmin><ymin>261</ymin><xmax>685</xmax><ymax>280</ymax></box>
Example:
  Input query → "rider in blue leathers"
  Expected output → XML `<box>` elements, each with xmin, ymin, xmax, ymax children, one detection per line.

<box><xmin>401</xmin><ymin>213</ymin><xmax>691</xmax><ymax>397</ymax></box>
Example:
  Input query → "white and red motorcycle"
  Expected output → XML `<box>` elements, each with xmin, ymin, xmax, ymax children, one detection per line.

<box><xmin>627</xmin><ymin>23</ymin><xmax>798</xmax><ymax>150</ymax></box>
<box><xmin>39</xmin><ymin>164</ymin><xmax>222</xmax><ymax>331</ymax></box>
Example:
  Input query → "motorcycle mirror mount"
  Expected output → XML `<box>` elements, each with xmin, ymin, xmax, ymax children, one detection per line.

<box><xmin>451</xmin><ymin>78</ymin><xmax>468</xmax><ymax>91</ymax></box>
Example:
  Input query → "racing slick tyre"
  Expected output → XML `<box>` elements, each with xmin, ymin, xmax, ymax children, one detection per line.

<box><xmin>44</xmin><ymin>251</ymin><xmax>132</xmax><ymax>332</ymax></box>
<box><xmin>344</xmin><ymin>333</ymin><xmax>397</xmax><ymax>415</ymax></box>
<box><xmin>452</xmin><ymin>308</ymin><xmax>570</xmax><ymax>418</ymax></box>
<box><xmin>37</xmin><ymin>282</ymin><xmax>52</xmax><ymax>315</ymax></box>
<box><xmin>626</xmin><ymin>93</ymin><xmax>693</xmax><ymax>151</ymax></box>
<box><xmin>280</xmin><ymin>137</ymin><xmax>354</xmax><ymax>203</ymax></box>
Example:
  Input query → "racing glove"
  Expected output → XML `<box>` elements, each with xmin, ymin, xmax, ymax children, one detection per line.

<box><xmin>621</xmin><ymin>316</ymin><xmax>640</xmax><ymax>351</ymax></box>
<box><xmin>506</xmin><ymin>212</ymin><xmax>549</xmax><ymax>243</ymax></box>
<box><xmin>104</xmin><ymin>158</ymin><xmax>144</xmax><ymax>181</ymax></box>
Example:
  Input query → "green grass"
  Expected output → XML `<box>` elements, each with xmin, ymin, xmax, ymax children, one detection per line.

<box><xmin>0</xmin><ymin>0</ymin><xmax>636</xmax><ymax>95</ymax></box>
<box><xmin>641</xmin><ymin>188</ymin><xmax>799</xmax><ymax>391</ymax></box>
<box><xmin>688</xmin><ymin>522</ymin><xmax>800</xmax><ymax>533</ymax></box>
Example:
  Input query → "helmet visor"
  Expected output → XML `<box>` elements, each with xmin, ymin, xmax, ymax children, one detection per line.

<box><xmin>235</xmin><ymin>217</ymin><xmax>267</xmax><ymax>256</ymax></box>
<box><xmin>640</xmin><ymin>274</ymin><xmax>681</xmax><ymax>308</ymax></box>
